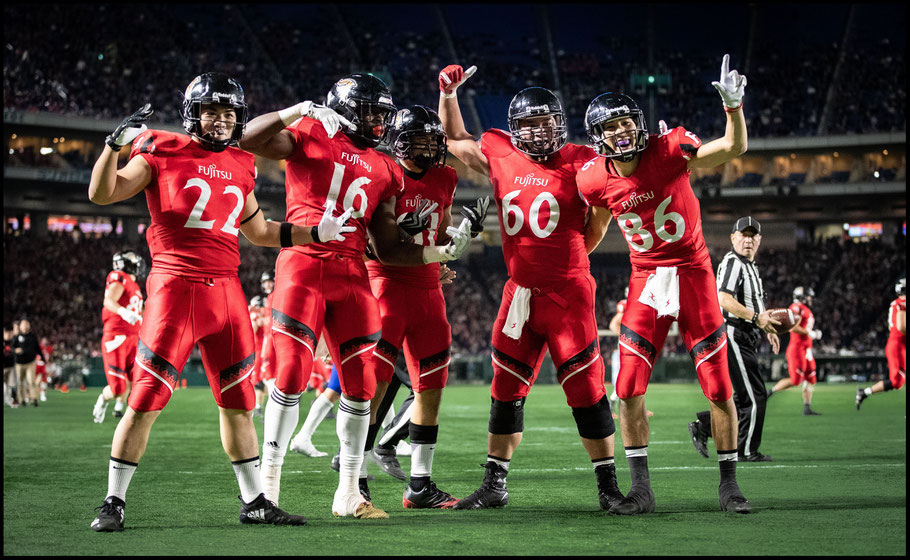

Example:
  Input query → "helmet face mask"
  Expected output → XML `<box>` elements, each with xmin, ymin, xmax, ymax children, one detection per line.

<box><xmin>326</xmin><ymin>74</ymin><xmax>396</xmax><ymax>148</ymax></box>
<box><xmin>585</xmin><ymin>92</ymin><xmax>648</xmax><ymax>162</ymax></box>
<box><xmin>389</xmin><ymin>106</ymin><xmax>447</xmax><ymax>170</ymax></box>
<box><xmin>792</xmin><ymin>286</ymin><xmax>815</xmax><ymax>304</ymax></box>
<box><xmin>507</xmin><ymin>87</ymin><xmax>567</xmax><ymax>160</ymax></box>
<box><xmin>182</xmin><ymin>72</ymin><xmax>248</xmax><ymax>152</ymax></box>
<box><xmin>897</xmin><ymin>278</ymin><xmax>906</xmax><ymax>296</ymax></box>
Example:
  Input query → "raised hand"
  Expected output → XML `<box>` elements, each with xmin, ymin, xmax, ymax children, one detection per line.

<box><xmin>711</xmin><ymin>54</ymin><xmax>747</xmax><ymax>109</ymax></box>
<box><xmin>106</xmin><ymin>104</ymin><xmax>153</xmax><ymax>151</ymax></box>
<box><xmin>439</xmin><ymin>64</ymin><xmax>477</xmax><ymax>98</ymax></box>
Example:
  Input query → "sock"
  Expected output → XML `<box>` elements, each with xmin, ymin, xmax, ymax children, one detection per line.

<box><xmin>592</xmin><ymin>456</ymin><xmax>615</xmax><ymax>470</ymax></box>
<box><xmin>337</xmin><ymin>396</ymin><xmax>370</xmax><ymax>496</ymax></box>
<box><xmin>365</xmin><ymin>422</ymin><xmax>381</xmax><ymax>453</ymax></box>
<box><xmin>232</xmin><ymin>456</ymin><xmax>264</xmax><ymax>503</ymax></box>
<box><xmin>487</xmin><ymin>454</ymin><xmax>509</xmax><ymax>471</ymax></box>
<box><xmin>718</xmin><ymin>450</ymin><xmax>738</xmax><ymax>483</ymax></box>
<box><xmin>261</xmin><ymin>387</ymin><xmax>302</xmax><ymax>468</ymax></box>
<box><xmin>864</xmin><ymin>387</ymin><xmax>873</xmax><ymax>396</ymax></box>
<box><xmin>94</xmin><ymin>394</ymin><xmax>106</xmax><ymax>408</ymax></box>
<box><xmin>625</xmin><ymin>447</ymin><xmax>650</xmax><ymax>489</ymax></box>
<box><xmin>409</xmin><ymin>423</ymin><xmax>438</xmax><ymax>480</ymax></box>
<box><xmin>113</xmin><ymin>399</ymin><xmax>124</xmax><ymax>413</ymax></box>
<box><xmin>107</xmin><ymin>457</ymin><xmax>138</xmax><ymax>502</ymax></box>
<box><xmin>296</xmin><ymin>393</ymin><xmax>335</xmax><ymax>441</ymax></box>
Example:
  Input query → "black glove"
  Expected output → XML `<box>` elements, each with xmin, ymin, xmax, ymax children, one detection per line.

<box><xmin>106</xmin><ymin>103</ymin><xmax>154</xmax><ymax>151</ymax></box>
<box><xmin>460</xmin><ymin>196</ymin><xmax>490</xmax><ymax>238</ymax></box>
<box><xmin>398</xmin><ymin>199</ymin><xmax>437</xmax><ymax>237</ymax></box>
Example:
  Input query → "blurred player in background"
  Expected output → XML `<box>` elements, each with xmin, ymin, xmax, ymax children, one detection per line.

<box><xmin>13</xmin><ymin>319</ymin><xmax>41</xmax><ymax>407</ymax></box>
<box><xmin>92</xmin><ymin>250</ymin><xmax>145</xmax><ymax>424</ymax></box>
<box><xmin>290</xmin><ymin>354</ymin><xmax>340</xmax><ymax>458</ymax></box>
<box><xmin>769</xmin><ymin>286</ymin><xmax>823</xmax><ymax>415</ymax></box>
<box><xmin>240</xmin><ymin>73</ymin><xmax>471</xmax><ymax>519</ymax></box>
<box><xmin>438</xmin><ymin>64</ymin><xmax>624</xmax><ymax>513</ymax></box>
<box><xmin>4</xmin><ymin>325</ymin><xmax>17</xmax><ymax>407</ymax></box>
<box><xmin>86</xmin><ymin>72</ymin><xmax>350</xmax><ymax>531</ymax></box>
<box><xmin>249</xmin><ymin>293</ymin><xmax>267</xmax><ymax>418</ymax></box>
<box><xmin>253</xmin><ymin>270</ymin><xmax>278</xmax><ymax>418</ymax></box>
<box><xmin>576</xmin><ymin>54</ymin><xmax>753</xmax><ymax>514</ymax></box>
<box><xmin>857</xmin><ymin>277</ymin><xmax>906</xmax><ymax>409</ymax></box>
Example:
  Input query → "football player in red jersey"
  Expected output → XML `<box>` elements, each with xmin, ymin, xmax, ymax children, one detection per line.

<box><xmin>857</xmin><ymin>278</ymin><xmax>906</xmax><ymax>409</ymax></box>
<box><xmin>253</xmin><ymin>270</ymin><xmax>278</xmax><ymax>416</ymax></box>
<box><xmin>359</xmin><ymin>105</ymin><xmax>484</xmax><ymax>509</ymax></box>
<box><xmin>86</xmin><ymin>72</ymin><xmax>354</xmax><ymax>532</ymax></box>
<box><xmin>240</xmin><ymin>74</ymin><xmax>472</xmax><ymax>519</ymax></box>
<box><xmin>92</xmin><ymin>250</ymin><xmax>145</xmax><ymax>424</ymax></box>
<box><xmin>769</xmin><ymin>287</ymin><xmax>823</xmax><ymax>415</ymax></box>
<box><xmin>249</xmin><ymin>292</ymin><xmax>267</xmax><ymax>419</ymax></box>
<box><xmin>576</xmin><ymin>55</ymin><xmax>752</xmax><ymax>514</ymax></box>
<box><xmin>438</xmin><ymin>65</ymin><xmax>624</xmax><ymax>512</ymax></box>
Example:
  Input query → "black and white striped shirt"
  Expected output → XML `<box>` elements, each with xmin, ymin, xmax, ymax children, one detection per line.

<box><xmin>716</xmin><ymin>250</ymin><xmax>766</xmax><ymax>329</ymax></box>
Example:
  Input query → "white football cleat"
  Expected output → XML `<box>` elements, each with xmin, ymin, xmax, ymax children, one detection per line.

<box><xmin>92</xmin><ymin>396</ymin><xmax>109</xmax><ymax>424</ymax></box>
<box><xmin>289</xmin><ymin>437</ymin><xmax>328</xmax><ymax>457</ymax></box>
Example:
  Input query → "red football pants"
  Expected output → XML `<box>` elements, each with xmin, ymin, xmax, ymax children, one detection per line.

<box><xmin>101</xmin><ymin>331</ymin><xmax>138</xmax><ymax>396</ymax></box>
<box><xmin>270</xmin><ymin>251</ymin><xmax>382</xmax><ymax>400</ymax></box>
<box><xmin>129</xmin><ymin>273</ymin><xmax>256</xmax><ymax>412</ymax></box>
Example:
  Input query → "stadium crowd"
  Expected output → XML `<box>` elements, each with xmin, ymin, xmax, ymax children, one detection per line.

<box><xmin>4</xmin><ymin>5</ymin><xmax>904</xmax><ymax>139</ymax></box>
<box><xmin>4</xmin><ymin>230</ymin><xmax>904</xmax><ymax>363</ymax></box>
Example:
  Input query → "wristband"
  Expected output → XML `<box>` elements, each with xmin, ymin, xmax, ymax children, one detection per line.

<box><xmin>724</xmin><ymin>104</ymin><xmax>743</xmax><ymax>113</ymax></box>
<box><xmin>440</xmin><ymin>91</ymin><xmax>457</xmax><ymax>100</ymax></box>
<box><xmin>310</xmin><ymin>225</ymin><xmax>321</xmax><ymax>244</ymax></box>
<box><xmin>280</xmin><ymin>222</ymin><xmax>294</xmax><ymax>247</ymax></box>
<box><xmin>751</xmin><ymin>311</ymin><xmax>759</xmax><ymax>323</ymax></box>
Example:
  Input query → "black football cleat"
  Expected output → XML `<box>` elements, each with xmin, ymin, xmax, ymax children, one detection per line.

<box><xmin>403</xmin><ymin>481</ymin><xmax>459</xmax><ymax>509</ymax></box>
<box><xmin>856</xmin><ymin>388</ymin><xmax>868</xmax><ymax>411</ymax></box>
<box><xmin>609</xmin><ymin>485</ymin><xmax>655</xmax><ymax>515</ymax></box>
<box><xmin>370</xmin><ymin>446</ymin><xmax>407</xmax><ymax>481</ymax></box>
<box><xmin>688</xmin><ymin>421</ymin><xmax>710</xmax><ymax>459</ymax></box>
<box><xmin>91</xmin><ymin>496</ymin><xmax>125</xmax><ymax>532</ymax></box>
<box><xmin>595</xmin><ymin>464</ymin><xmax>625</xmax><ymax>511</ymax></box>
<box><xmin>113</xmin><ymin>409</ymin><xmax>124</xmax><ymax>419</ymax></box>
<box><xmin>802</xmin><ymin>405</ymin><xmax>822</xmax><ymax>416</ymax></box>
<box><xmin>453</xmin><ymin>462</ymin><xmax>509</xmax><ymax>510</ymax></box>
<box><xmin>239</xmin><ymin>493</ymin><xmax>307</xmax><ymax>526</ymax></box>
<box><xmin>719</xmin><ymin>482</ymin><xmax>752</xmax><ymax>514</ymax></box>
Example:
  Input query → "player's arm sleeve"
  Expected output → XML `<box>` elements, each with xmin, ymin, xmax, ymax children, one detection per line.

<box><xmin>716</xmin><ymin>254</ymin><xmax>743</xmax><ymax>295</ymax></box>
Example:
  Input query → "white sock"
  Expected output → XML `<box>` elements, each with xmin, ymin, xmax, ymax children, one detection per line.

<box><xmin>336</xmin><ymin>396</ymin><xmax>370</xmax><ymax>495</ymax></box>
<box><xmin>262</xmin><ymin>387</ymin><xmax>302</xmax><ymax>467</ymax></box>
<box><xmin>296</xmin><ymin>393</ymin><xmax>335</xmax><ymax>442</ymax></box>
<box><xmin>487</xmin><ymin>455</ymin><xmax>510</xmax><ymax>470</ymax></box>
<box><xmin>592</xmin><ymin>457</ymin><xmax>615</xmax><ymax>469</ymax></box>
<box><xmin>94</xmin><ymin>394</ymin><xmax>106</xmax><ymax>408</ymax></box>
<box><xmin>410</xmin><ymin>443</ymin><xmax>436</xmax><ymax>478</ymax></box>
<box><xmin>113</xmin><ymin>399</ymin><xmax>124</xmax><ymax>412</ymax></box>
<box><xmin>107</xmin><ymin>458</ymin><xmax>138</xmax><ymax>502</ymax></box>
<box><xmin>232</xmin><ymin>457</ymin><xmax>264</xmax><ymax>503</ymax></box>
<box><xmin>864</xmin><ymin>387</ymin><xmax>873</xmax><ymax>396</ymax></box>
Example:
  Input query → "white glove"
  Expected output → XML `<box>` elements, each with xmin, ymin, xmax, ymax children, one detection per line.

<box><xmin>658</xmin><ymin>120</ymin><xmax>670</xmax><ymax>135</ymax></box>
<box><xmin>423</xmin><ymin>218</ymin><xmax>471</xmax><ymax>263</ymax></box>
<box><xmin>810</xmin><ymin>329</ymin><xmax>822</xmax><ymax>340</ymax></box>
<box><xmin>106</xmin><ymin>104</ymin><xmax>153</xmax><ymax>151</ymax></box>
<box><xmin>439</xmin><ymin>65</ymin><xmax>477</xmax><ymax>99</ymax></box>
<box><xmin>315</xmin><ymin>201</ymin><xmax>356</xmax><ymax>242</ymax></box>
<box><xmin>711</xmin><ymin>54</ymin><xmax>747</xmax><ymax>109</ymax></box>
<box><xmin>278</xmin><ymin>101</ymin><xmax>353</xmax><ymax>138</ymax></box>
<box><xmin>117</xmin><ymin>307</ymin><xmax>142</xmax><ymax>326</ymax></box>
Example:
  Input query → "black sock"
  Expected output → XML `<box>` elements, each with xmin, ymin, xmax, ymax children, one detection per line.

<box><xmin>409</xmin><ymin>475</ymin><xmax>430</xmax><ymax>491</ymax></box>
<box><xmin>718</xmin><ymin>453</ymin><xmax>737</xmax><ymax>484</ymax></box>
<box><xmin>364</xmin><ymin>422</ymin><xmax>381</xmax><ymax>454</ymax></box>
<box><xmin>627</xmin><ymin>455</ymin><xmax>650</xmax><ymax>488</ymax></box>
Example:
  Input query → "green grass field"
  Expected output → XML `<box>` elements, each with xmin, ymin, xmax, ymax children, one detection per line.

<box><xmin>3</xmin><ymin>383</ymin><xmax>905</xmax><ymax>556</ymax></box>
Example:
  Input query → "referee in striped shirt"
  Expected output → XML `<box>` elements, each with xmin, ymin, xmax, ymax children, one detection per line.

<box><xmin>687</xmin><ymin>217</ymin><xmax>781</xmax><ymax>462</ymax></box>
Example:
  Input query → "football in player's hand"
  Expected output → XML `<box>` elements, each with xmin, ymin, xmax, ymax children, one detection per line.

<box><xmin>767</xmin><ymin>308</ymin><xmax>797</xmax><ymax>333</ymax></box>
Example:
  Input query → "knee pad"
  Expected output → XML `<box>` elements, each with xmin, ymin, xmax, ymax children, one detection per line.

<box><xmin>488</xmin><ymin>397</ymin><xmax>526</xmax><ymax>435</ymax></box>
<box><xmin>571</xmin><ymin>395</ymin><xmax>615</xmax><ymax>439</ymax></box>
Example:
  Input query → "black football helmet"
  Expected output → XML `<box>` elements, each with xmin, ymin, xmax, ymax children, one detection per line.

<box><xmin>507</xmin><ymin>87</ymin><xmax>567</xmax><ymax>160</ymax></box>
<box><xmin>112</xmin><ymin>250</ymin><xmax>146</xmax><ymax>278</ymax></box>
<box><xmin>585</xmin><ymin>92</ymin><xmax>649</xmax><ymax>162</ymax></box>
<box><xmin>325</xmin><ymin>74</ymin><xmax>397</xmax><ymax>148</ymax></box>
<box><xmin>896</xmin><ymin>278</ymin><xmax>906</xmax><ymax>296</ymax></box>
<box><xmin>388</xmin><ymin>105</ymin><xmax>448</xmax><ymax>170</ymax></box>
<box><xmin>260</xmin><ymin>270</ymin><xmax>274</xmax><ymax>295</ymax></box>
<box><xmin>792</xmin><ymin>286</ymin><xmax>815</xmax><ymax>303</ymax></box>
<box><xmin>249</xmin><ymin>295</ymin><xmax>264</xmax><ymax>308</ymax></box>
<box><xmin>182</xmin><ymin>72</ymin><xmax>248</xmax><ymax>152</ymax></box>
